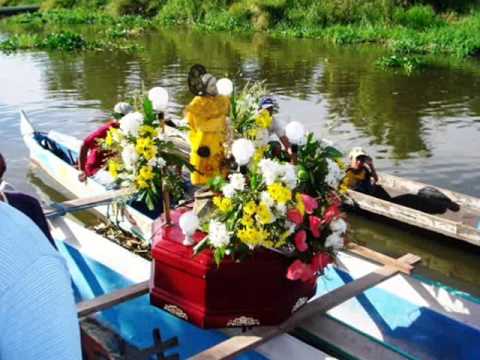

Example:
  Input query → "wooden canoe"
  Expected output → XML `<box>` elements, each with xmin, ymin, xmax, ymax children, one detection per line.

<box><xmin>348</xmin><ymin>174</ymin><xmax>480</xmax><ymax>247</ymax></box>
<box><xmin>21</xmin><ymin>109</ymin><xmax>480</xmax><ymax>248</ymax></box>
<box><xmin>48</xmin><ymin>196</ymin><xmax>480</xmax><ymax>360</ymax></box>
<box><xmin>20</xmin><ymin>110</ymin><xmax>155</xmax><ymax>241</ymax></box>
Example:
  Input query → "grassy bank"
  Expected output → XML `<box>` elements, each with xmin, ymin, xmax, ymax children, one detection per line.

<box><xmin>1</xmin><ymin>0</ymin><xmax>480</xmax><ymax>71</ymax></box>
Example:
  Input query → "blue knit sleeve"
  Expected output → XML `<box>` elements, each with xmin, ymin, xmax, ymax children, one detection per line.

<box><xmin>0</xmin><ymin>255</ymin><xmax>82</xmax><ymax>360</ymax></box>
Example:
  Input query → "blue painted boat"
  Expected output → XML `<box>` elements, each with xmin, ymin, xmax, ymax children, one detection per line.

<box><xmin>22</xmin><ymin>110</ymin><xmax>480</xmax><ymax>359</ymax></box>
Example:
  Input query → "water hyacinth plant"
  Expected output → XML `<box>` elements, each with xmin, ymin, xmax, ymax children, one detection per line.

<box><xmin>102</xmin><ymin>88</ymin><xmax>192</xmax><ymax>210</ymax></box>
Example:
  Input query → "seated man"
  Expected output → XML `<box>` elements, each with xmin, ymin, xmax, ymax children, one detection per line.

<box><xmin>78</xmin><ymin>102</ymin><xmax>133</xmax><ymax>183</ymax></box>
<box><xmin>0</xmin><ymin>202</ymin><xmax>81</xmax><ymax>360</ymax></box>
<box><xmin>342</xmin><ymin>147</ymin><xmax>379</xmax><ymax>195</ymax></box>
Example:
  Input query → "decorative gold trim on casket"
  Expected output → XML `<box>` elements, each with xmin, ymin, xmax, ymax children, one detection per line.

<box><xmin>226</xmin><ymin>316</ymin><xmax>260</xmax><ymax>327</ymax></box>
<box><xmin>164</xmin><ymin>304</ymin><xmax>188</xmax><ymax>320</ymax></box>
<box><xmin>291</xmin><ymin>297</ymin><xmax>308</xmax><ymax>313</ymax></box>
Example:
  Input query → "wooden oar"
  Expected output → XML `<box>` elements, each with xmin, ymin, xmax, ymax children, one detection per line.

<box><xmin>44</xmin><ymin>188</ymin><xmax>132</xmax><ymax>219</ymax></box>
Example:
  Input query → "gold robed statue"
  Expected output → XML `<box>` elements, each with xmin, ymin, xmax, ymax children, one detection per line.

<box><xmin>185</xmin><ymin>65</ymin><xmax>231</xmax><ymax>185</ymax></box>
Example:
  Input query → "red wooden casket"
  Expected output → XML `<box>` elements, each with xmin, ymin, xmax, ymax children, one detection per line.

<box><xmin>150</xmin><ymin>209</ymin><xmax>316</xmax><ymax>329</ymax></box>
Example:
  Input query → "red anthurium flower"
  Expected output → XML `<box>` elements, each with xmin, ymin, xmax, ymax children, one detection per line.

<box><xmin>287</xmin><ymin>208</ymin><xmax>303</xmax><ymax>225</ymax></box>
<box><xmin>294</xmin><ymin>230</ymin><xmax>308</xmax><ymax>252</ymax></box>
<box><xmin>322</xmin><ymin>204</ymin><xmax>341</xmax><ymax>224</ymax></box>
<box><xmin>309</xmin><ymin>215</ymin><xmax>322</xmax><ymax>238</ymax></box>
<box><xmin>311</xmin><ymin>252</ymin><xmax>332</xmax><ymax>273</ymax></box>
<box><xmin>301</xmin><ymin>194</ymin><xmax>318</xmax><ymax>214</ymax></box>
<box><xmin>287</xmin><ymin>260</ymin><xmax>315</xmax><ymax>282</ymax></box>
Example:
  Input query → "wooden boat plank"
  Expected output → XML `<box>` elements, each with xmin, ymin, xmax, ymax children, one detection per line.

<box><xmin>189</xmin><ymin>254</ymin><xmax>421</xmax><ymax>360</ymax></box>
<box><xmin>77</xmin><ymin>281</ymin><xmax>149</xmax><ymax>318</ymax></box>
<box><xmin>296</xmin><ymin>314</ymin><xmax>406</xmax><ymax>360</ymax></box>
<box><xmin>345</xmin><ymin>243</ymin><xmax>413</xmax><ymax>274</ymax></box>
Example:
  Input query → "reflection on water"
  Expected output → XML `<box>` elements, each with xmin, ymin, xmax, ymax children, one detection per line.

<box><xmin>0</xmin><ymin>28</ymin><xmax>479</xmax><ymax>292</ymax></box>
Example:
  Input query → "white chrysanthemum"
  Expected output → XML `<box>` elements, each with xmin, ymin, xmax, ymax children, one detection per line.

<box><xmin>330</xmin><ymin>218</ymin><xmax>347</xmax><ymax>234</ymax></box>
<box><xmin>275</xmin><ymin>203</ymin><xmax>287</xmax><ymax>215</ymax></box>
<box><xmin>157</xmin><ymin>157</ymin><xmax>166</xmax><ymax>168</ymax></box>
<box><xmin>113</xmin><ymin>102</ymin><xmax>133</xmax><ymax>116</ymax></box>
<box><xmin>120</xmin><ymin>112</ymin><xmax>143</xmax><ymax>137</ymax></box>
<box><xmin>280</xmin><ymin>163</ymin><xmax>297</xmax><ymax>189</ymax></box>
<box><xmin>208</xmin><ymin>220</ymin><xmax>231</xmax><ymax>248</ymax></box>
<box><xmin>121</xmin><ymin>144</ymin><xmax>138</xmax><ymax>170</ymax></box>
<box><xmin>232</xmin><ymin>138</ymin><xmax>255</xmax><ymax>166</ymax></box>
<box><xmin>259</xmin><ymin>158</ymin><xmax>281</xmax><ymax>185</ymax></box>
<box><xmin>260</xmin><ymin>191</ymin><xmax>274</xmax><ymax>207</ymax></box>
<box><xmin>229</xmin><ymin>173</ymin><xmax>245</xmax><ymax>191</ymax></box>
<box><xmin>285</xmin><ymin>121</ymin><xmax>306</xmax><ymax>145</ymax></box>
<box><xmin>222</xmin><ymin>183</ymin><xmax>236</xmax><ymax>198</ymax></box>
<box><xmin>216</xmin><ymin>78</ymin><xmax>234</xmax><ymax>97</ymax></box>
<box><xmin>148</xmin><ymin>87</ymin><xmax>169</xmax><ymax>113</ymax></box>
<box><xmin>325</xmin><ymin>232</ymin><xmax>344</xmax><ymax>250</ymax></box>
<box><xmin>325</xmin><ymin>158</ymin><xmax>343</xmax><ymax>189</ymax></box>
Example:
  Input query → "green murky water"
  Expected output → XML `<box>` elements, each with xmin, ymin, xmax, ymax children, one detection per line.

<box><xmin>1</xmin><ymin>28</ymin><xmax>479</xmax><ymax>294</ymax></box>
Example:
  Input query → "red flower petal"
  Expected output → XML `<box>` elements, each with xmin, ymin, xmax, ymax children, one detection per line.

<box><xmin>287</xmin><ymin>260</ymin><xmax>315</xmax><ymax>282</ymax></box>
<box><xmin>287</xmin><ymin>208</ymin><xmax>303</xmax><ymax>225</ymax></box>
<box><xmin>323</xmin><ymin>204</ymin><xmax>341</xmax><ymax>224</ymax></box>
<box><xmin>309</xmin><ymin>215</ymin><xmax>322</xmax><ymax>238</ymax></box>
<box><xmin>311</xmin><ymin>252</ymin><xmax>332</xmax><ymax>273</ymax></box>
<box><xmin>301</xmin><ymin>194</ymin><xmax>318</xmax><ymax>214</ymax></box>
<box><xmin>294</xmin><ymin>230</ymin><xmax>308</xmax><ymax>252</ymax></box>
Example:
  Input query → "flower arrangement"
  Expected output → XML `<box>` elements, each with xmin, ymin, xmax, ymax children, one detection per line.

<box><xmin>102</xmin><ymin>87</ymin><xmax>191</xmax><ymax>210</ymax></box>
<box><xmin>192</xmin><ymin>130</ymin><xmax>348</xmax><ymax>281</ymax></box>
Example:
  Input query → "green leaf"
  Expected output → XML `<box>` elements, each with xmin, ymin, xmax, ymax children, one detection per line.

<box><xmin>324</xmin><ymin>146</ymin><xmax>343</xmax><ymax>159</ymax></box>
<box><xmin>143</xmin><ymin>98</ymin><xmax>156</xmax><ymax>125</ymax></box>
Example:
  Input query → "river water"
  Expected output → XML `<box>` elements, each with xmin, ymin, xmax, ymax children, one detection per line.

<box><xmin>0</xmin><ymin>29</ymin><xmax>479</xmax><ymax>294</ymax></box>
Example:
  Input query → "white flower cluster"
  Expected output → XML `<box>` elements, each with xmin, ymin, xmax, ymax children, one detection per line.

<box><xmin>231</xmin><ymin>138</ymin><xmax>255</xmax><ymax>166</ymax></box>
<box><xmin>325</xmin><ymin>218</ymin><xmax>347</xmax><ymax>250</ymax></box>
<box><xmin>121</xmin><ymin>144</ymin><xmax>138</xmax><ymax>170</ymax></box>
<box><xmin>222</xmin><ymin>173</ymin><xmax>246</xmax><ymax>198</ymax></box>
<box><xmin>325</xmin><ymin>158</ymin><xmax>343</xmax><ymax>189</ymax></box>
<box><xmin>119</xmin><ymin>112</ymin><xmax>144</xmax><ymax>137</ymax></box>
<box><xmin>208</xmin><ymin>219</ymin><xmax>231</xmax><ymax>248</ymax></box>
<box><xmin>258</xmin><ymin>158</ymin><xmax>297</xmax><ymax>189</ymax></box>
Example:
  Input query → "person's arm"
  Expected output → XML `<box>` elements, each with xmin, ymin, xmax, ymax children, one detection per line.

<box><xmin>0</xmin><ymin>256</ymin><xmax>82</xmax><ymax>360</ymax></box>
<box><xmin>366</xmin><ymin>158</ymin><xmax>379</xmax><ymax>184</ymax></box>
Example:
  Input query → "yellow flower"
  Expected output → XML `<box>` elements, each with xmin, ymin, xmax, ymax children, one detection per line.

<box><xmin>256</xmin><ymin>202</ymin><xmax>274</xmax><ymax>225</ymax></box>
<box><xmin>244</xmin><ymin>201</ymin><xmax>257</xmax><ymax>216</ymax></box>
<box><xmin>140</xmin><ymin>125</ymin><xmax>157</xmax><ymax>137</ymax></box>
<box><xmin>105</xmin><ymin>130</ymin><xmax>114</xmax><ymax>147</ymax></box>
<box><xmin>241</xmin><ymin>214</ymin><xmax>254</xmax><ymax>227</ymax></box>
<box><xmin>136</xmin><ymin>179</ymin><xmax>149</xmax><ymax>189</ymax></box>
<box><xmin>108</xmin><ymin>160</ymin><xmax>122</xmax><ymax>178</ymax></box>
<box><xmin>295</xmin><ymin>193</ymin><xmax>305</xmax><ymax>216</ymax></box>
<box><xmin>247</xmin><ymin>128</ymin><xmax>258</xmax><ymax>139</ymax></box>
<box><xmin>143</xmin><ymin>145</ymin><xmax>158</xmax><ymax>161</ymax></box>
<box><xmin>267</xmin><ymin>182</ymin><xmax>292</xmax><ymax>205</ymax></box>
<box><xmin>253</xmin><ymin>146</ymin><xmax>265</xmax><ymax>164</ymax></box>
<box><xmin>213</xmin><ymin>196</ymin><xmax>233</xmax><ymax>213</ymax></box>
<box><xmin>138</xmin><ymin>165</ymin><xmax>154</xmax><ymax>181</ymax></box>
<box><xmin>255</xmin><ymin>109</ymin><xmax>272</xmax><ymax>129</ymax></box>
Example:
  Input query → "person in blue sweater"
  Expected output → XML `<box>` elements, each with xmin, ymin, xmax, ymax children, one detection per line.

<box><xmin>0</xmin><ymin>202</ymin><xmax>81</xmax><ymax>360</ymax></box>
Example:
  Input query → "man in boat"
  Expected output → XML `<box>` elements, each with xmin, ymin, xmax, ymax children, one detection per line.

<box><xmin>0</xmin><ymin>202</ymin><xmax>81</xmax><ymax>359</ymax></box>
<box><xmin>342</xmin><ymin>147</ymin><xmax>379</xmax><ymax>195</ymax></box>
<box><xmin>0</xmin><ymin>152</ymin><xmax>15</xmax><ymax>191</ymax></box>
<box><xmin>78</xmin><ymin>102</ymin><xmax>133</xmax><ymax>183</ymax></box>
<box><xmin>258</xmin><ymin>97</ymin><xmax>291</xmax><ymax>152</ymax></box>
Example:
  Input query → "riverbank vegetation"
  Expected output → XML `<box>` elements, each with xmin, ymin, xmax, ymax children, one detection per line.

<box><xmin>1</xmin><ymin>0</ymin><xmax>480</xmax><ymax>71</ymax></box>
